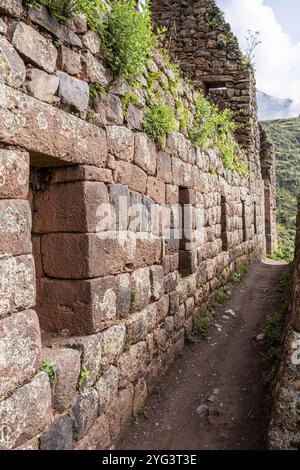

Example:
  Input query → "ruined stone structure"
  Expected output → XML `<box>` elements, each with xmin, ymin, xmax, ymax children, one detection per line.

<box><xmin>268</xmin><ymin>199</ymin><xmax>300</xmax><ymax>450</ymax></box>
<box><xmin>0</xmin><ymin>0</ymin><xmax>276</xmax><ymax>450</ymax></box>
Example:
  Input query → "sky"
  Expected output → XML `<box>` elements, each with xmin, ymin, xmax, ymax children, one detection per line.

<box><xmin>216</xmin><ymin>0</ymin><xmax>300</xmax><ymax>110</ymax></box>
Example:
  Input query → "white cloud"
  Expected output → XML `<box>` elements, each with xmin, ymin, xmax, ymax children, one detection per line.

<box><xmin>216</xmin><ymin>0</ymin><xmax>300</xmax><ymax>112</ymax></box>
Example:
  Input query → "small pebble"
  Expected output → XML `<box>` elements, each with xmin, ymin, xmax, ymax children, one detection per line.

<box><xmin>196</xmin><ymin>404</ymin><xmax>209</xmax><ymax>417</ymax></box>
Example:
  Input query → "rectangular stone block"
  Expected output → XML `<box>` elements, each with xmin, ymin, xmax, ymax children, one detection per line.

<box><xmin>0</xmin><ymin>150</ymin><xmax>29</xmax><ymax>199</ymax></box>
<box><xmin>0</xmin><ymin>255</ymin><xmax>35</xmax><ymax>318</ymax></box>
<box><xmin>53</xmin><ymin>334</ymin><xmax>102</xmax><ymax>388</ymax></box>
<box><xmin>33</xmin><ymin>181</ymin><xmax>109</xmax><ymax>233</ymax></box>
<box><xmin>100</xmin><ymin>323</ymin><xmax>126</xmax><ymax>371</ymax></box>
<box><xmin>49</xmin><ymin>165</ymin><xmax>113</xmax><ymax>184</ymax></box>
<box><xmin>41</xmin><ymin>233</ymin><xmax>134</xmax><ymax>279</ymax></box>
<box><xmin>0</xmin><ymin>83</ymin><xmax>107</xmax><ymax>167</ymax></box>
<box><xmin>147</xmin><ymin>176</ymin><xmax>166</xmax><ymax>205</ymax></box>
<box><xmin>0</xmin><ymin>372</ymin><xmax>52</xmax><ymax>450</ymax></box>
<box><xmin>42</xmin><ymin>347</ymin><xmax>80</xmax><ymax>412</ymax></box>
<box><xmin>107</xmin><ymin>126</ymin><xmax>134</xmax><ymax>162</ymax></box>
<box><xmin>0</xmin><ymin>310</ymin><xmax>41</xmax><ymax>399</ymax></box>
<box><xmin>117</xmin><ymin>341</ymin><xmax>147</xmax><ymax>387</ymax></box>
<box><xmin>38</xmin><ymin>275</ymin><xmax>126</xmax><ymax>335</ymax></box>
<box><xmin>0</xmin><ymin>200</ymin><xmax>32</xmax><ymax>256</ymax></box>
<box><xmin>114</xmin><ymin>161</ymin><xmax>147</xmax><ymax>194</ymax></box>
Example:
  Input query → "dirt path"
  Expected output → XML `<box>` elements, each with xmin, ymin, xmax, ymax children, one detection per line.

<box><xmin>117</xmin><ymin>260</ymin><xmax>287</xmax><ymax>451</ymax></box>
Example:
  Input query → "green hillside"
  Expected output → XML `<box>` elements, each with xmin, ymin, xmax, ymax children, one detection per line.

<box><xmin>262</xmin><ymin>118</ymin><xmax>300</xmax><ymax>258</ymax></box>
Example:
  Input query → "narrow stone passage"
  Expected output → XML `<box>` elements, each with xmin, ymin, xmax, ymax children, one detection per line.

<box><xmin>117</xmin><ymin>260</ymin><xmax>287</xmax><ymax>451</ymax></box>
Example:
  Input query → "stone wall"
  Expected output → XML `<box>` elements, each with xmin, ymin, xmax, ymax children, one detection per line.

<box><xmin>268</xmin><ymin>199</ymin><xmax>300</xmax><ymax>450</ymax></box>
<box><xmin>0</xmin><ymin>0</ymin><xmax>272</xmax><ymax>450</ymax></box>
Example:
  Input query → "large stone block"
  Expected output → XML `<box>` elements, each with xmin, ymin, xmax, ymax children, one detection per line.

<box><xmin>12</xmin><ymin>22</ymin><xmax>57</xmax><ymax>74</ymax></box>
<box><xmin>29</xmin><ymin>6</ymin><xmax>82</xmax><ymax>47</ymax></box>
<box><xmin>0</xmin><ymin>35</ymin><xmax>26</xmax><ymax>88</ymax></box>
<box><xmin>0</xmin><ymin>255</ymin><xmax>35</xmax><ymax>318</ymax></box>
<box><xmin>81</xmin><ymin>51</ymin><xmax>108</xmax><ymax>85</ymax></box>
<box><xmin>42</xmin><ymin>347</ymin><xmax>80</xmax><ymax>412</ymax></box>
<box><xmin>58</xmin><ymin>46</ymin><xmax>82</xmax><ymax>75</ymax></box>
<box><xmin>26</xmin><ymin>68</ymin><xmax>59</xmax><ymax>104</ymax></box>
<box><xmin>33</xmin><ymin>181</ymin><xmax>109</xmax><ymax>233</ymax></box>
<box><xmin>49</xmin><ymin>165</ymin><xmax>113</xmax><ymax>184</ymax></box>
<box><xmin>126</xmin><ymin>310</ymin><xmax>149</xmax><ymax>344</ymax></box>
<box><xmin>134</xmin><ymin>133</ymin><xmax>157</xmax><ymax>176</ymax></box>
<box><xmin>0</xmin><ymin>200</ymin><xmax>32</xmax><ymax>256</ymax></box>
<box><xmin>54</xmin><ymin>334</ymin><xmax>102</xmax><ymax>388</ymax></box>
<box><xmin>41</xmin><ymin>233</ymin><xmax>134</xmax><ymax>279</ymax></box>
<box><xmin>0</xmin><ymin>372</ymin><xmax>52</xmax><ymax>450</ymax></box>
<box><xmin>107</xmin><ymin>387</ymin><xmax>133</xmax><ymax>443</ymax></box>
<box><xmin>38</xmin><ymin>276</ymin><xmax>123</xmax><ymax>335</ymax></box>
<box><xmin>107</xmin><ymin>126</ymin><xmax>134</xmax><ymax>162</ymax></box>
<box><xmin>0</xmin><ymin>310</ymin><xmax>41</xmax><ymax>399</ymax></box>
<box><xmin>95</xmin><ymin>366</ymin><xmax>119</xmax><ymax>414</ymax></box>
<box><xmin>94</xmin><ymin>93</ymin><xmax>124</xmax><ymax>126</ymax></box>
<box><xmin>58</xmin><ymin>72</ymin><xmax>89</xmax><ymax>119</ymax></box>
<box><xmin>147</xmin><ymin>176</ymin><xmax>166</xmax><ymax>205</ymax></box>
<box><xmin>100</xmin><ymin>323</ymin><xmax>126</xmax><ymax>371</ymax></box>
<box><xmin>0</xmin><ymin>0</ymin><xmax>23</xmax><ymax>17</ymax></box>
<box><xmin>117</xmin><ymin>341</ymin><xmax>147</xmax><ymax>387</ymax></box>
<box><xmin>131</xmin><ymin>267</ymin><xmax>151</xmax><ymax>312</ymax></box>
<box><xmin>0</xmin><ymin>150</ymin><xmax>29</xmax><ymax>199</ymax></box>
<box><xmin>71</xmin><ymin>390</ymin><xmax>98</xmax><ymax>440</ymax></box>
<box><xmin>0</xmin><ymin>83</ymin><xmax>107</xmax><ymax>167</ymax></box>
<box><xmin>40</xmin><ymin>416</ymin><xmax>73</xmax><ymax>450</ymax></box>
<box><xmin>114</xmin><ymin>161</ymin><xmax>147</xmax><ymax>194</ymax></box>
<box><xmin>75</xmin><ymin>415</ymin><xmax>111</xmax><ymax>450</ymax></box>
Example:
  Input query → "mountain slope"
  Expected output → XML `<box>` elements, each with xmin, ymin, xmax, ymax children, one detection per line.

<box><xmin>257</xmin><ymin>91</ymin><xmax>297</xmax><ymax>121</ymax></box>
<box><xmin>262</xmin><ymin>118</ymin><xmax>300</xmax><ymax>257</ymax></box>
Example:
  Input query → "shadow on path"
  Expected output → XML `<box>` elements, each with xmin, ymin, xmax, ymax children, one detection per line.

<box><xmin>117</xmin><ymin>260</ymin><xmax>287</xmax><ymax>450</ymax></box>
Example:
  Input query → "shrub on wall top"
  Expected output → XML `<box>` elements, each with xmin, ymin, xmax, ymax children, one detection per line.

<box><xmin>100</xmin><ymin>0</ymin><xmax>156</xmax><ymax>81</ymax></box>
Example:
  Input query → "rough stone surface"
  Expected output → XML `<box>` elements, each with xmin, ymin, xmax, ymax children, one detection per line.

<box><xmin>82</xmin><ymin>30</ymin><xmax>101</xmax><ymax>55</ymax></box>
<box><xmin>42</xmin><ymin>347</ymin><xmax>80</xmax><ymax>411</ymax></box>
<box><xmin>58</xmin><ymin>46</ymin><xmax>82</xmax><ymax>76</ymax></box>
<box><xmin>94</xmin><ymin>94</ymin><xmax>124</xmax><ymax>126</ymax></box>
<box><xmin>131</xmin><ymin>267</ymin><xmax>151</xmax><ymax>312</ymax></box>
<box><xmin>0</xmin><ymin>200</ymin><xmax>32</xmax><ymax>256</ymax></box>
<box><xmin>81</xmin><ymin>51</ymin><xmax>108</xmax><ymax>85</ymax></box>
<box><xmin>12</xmin><ymin>22</ymin><xmax>57</xmax><ymax>73</ymax></box>
<box><xmin>108</xmin><ymin>387</ymin><xmax>134</xmax><ymax>442</ymax></box>
<box><xmin>0</xmin><ymin>0</ymin><xmax>23</xmax><ymax>18</ymax></box>
<box><xmin>0</xmin><ymin>372</ymin><xmax>52</xmax><ymax>450</ymax></box>
<box><xmin>29</xmin><ymin>6</ymin><xmax>82</xmax><ymax>47</ymax></box>
<box><xmin>0</xmin><ymin>83</ymin><xmax>107</xmax><ymax>167</ymax></box>
<box><xmin>26</xmin><ymin>68</ymin><xmax>59</xmax><ymax>104</ymax></box>
<box><xmin>0</xmin><ymin>150</ymin><xmax>29</xmax><ymax>199</ymax></box>
<box><xmin>72</xmin><ymin>389</ymin><xmax>99</xmax><ymax>440</ymax></box>
<box><xmin>33</xmin><ymin>181</ymin><xmax>109</xmax><ymax>233</ymax></box>
<box><xmin>134</xmin><ymin>133</ymin><xmax>157</xmax><ymax>175</ymax></box>
<box><xmin>40</xmin><ymin>416</ymin><xmax>73</xmax><ymax>450</ymax></box>
<box><xmin>95</xmin><ymin>366</ymin><xmax>119</xmax><ymax>414</ymax></box>
<box><xmin>107</xmin><ymin>126</ymin><xmax>134</xmax><ymax>162</ymax></box>
<box><xmin>0</xmin><ymin>310</ymin><xmax>41</xmax><ymax>399</ymax></box>
<box><xmin>100</xmin><ymin>323</ymin><xmax>126</xmax><ymax>371</ymax></box>
<box><xmin>0</xmin><ymin>255</ymin><xmax>35</xmax><ymax>318</ymax></box>
<box><xmin>75</xmin><ymin>415</ymin><xmax>111</xmax><ymax>450</ymax></box>
<box><xmin>55</xmin><ymin>334</ymin><xmax>102</xmax><ymax>388</ymax></box>
<box><xmin>58</xmin><ymin>72</ymin><xmax>89</xmax><ymax>119</ymax></box>
<box><xmin>0</xmin><ymin>35</ymin><xmax>26</xmax><ymax>88</ymax></box>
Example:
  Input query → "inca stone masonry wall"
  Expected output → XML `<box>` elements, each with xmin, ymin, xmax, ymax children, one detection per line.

<box><xmin>268</xmin><ymin>199</ymin><xmax>300</xmax><ymax>450</ymax></box>
<box><xmin>0</xmin><ymin>0</ymin><xmax>275</xmax><ymax>450</ymax></box>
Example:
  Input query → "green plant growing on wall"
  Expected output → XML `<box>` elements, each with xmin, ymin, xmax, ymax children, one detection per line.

<box><xmin>78</xmin><ymin>366</ymin><xmax>91</xmax><ymax>386</ymax></box>
<box><xmin>143</xmin><ymin>102</ymin><xmax>177</xmax><ymax>146</ymax></box>
<box><xmin>89</xmin><ymin>83</ymin><xmax>107</xmax><ymax>102</ymax></box>
<box><xmin>130</xmin><ymin>289</ymin><xmax>137</xmax><ymax>308</ymax></box>
<box><xmin>41</xmin><ymin>360</ymin><xmax>55</xmax><ymax>380</ymax></box>
<box><xmin>100</xmin><ymin>0</ymin><xmax>156</xmax><ymax>82</ymax></box>
<box><xmin>27</xmin><ymin>0</ymin><xmax>107</xmax><ymax>29</ymax></box>
<box><xmin>121</xmin><ymin>92</ymin><xmax>142</xmax><ymax>114</ymax></box>
<box><xmin>187</xmin><ymin>308</ymin><xmax>216</xmax><ymax>344</ymax></box>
